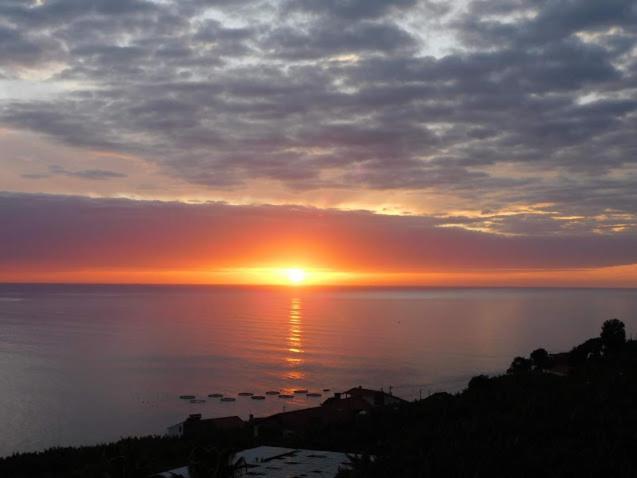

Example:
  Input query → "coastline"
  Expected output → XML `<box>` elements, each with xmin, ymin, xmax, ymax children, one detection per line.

<box><xmin>3</xmin><ymin>319</ymin><xmax>637</xmax><ymax>476</ymax></box>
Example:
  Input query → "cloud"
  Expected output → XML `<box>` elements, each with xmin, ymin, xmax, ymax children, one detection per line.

<box><xmin>287</xmin><ymin>0</ymin><xmax>418</xmax><ymax>20</ymax></box>
<box><xmin>0</xmin><ymin>24</ymin><xmax>61</xmax><ymax>69</ymax></box>
<box><xmin>21</xmin><ymin>165</ymin><xmax>127</xmax><ymax>181</ymax></box>
<box><xmin>0</xmin><ymin>0</ymin><xmax>635</xmax><ymax>236</ymax></box>
<box><xmin>1</xmin><ymin>193</ymin><xmax>637</xmax><ymax>275</ymax></box>
<box><xmin>49</xmin><ymin>165</ymin><xmax>127</xmax><ymax>180</ymax></box>
<box><xmin>263</xmin><ymin>20</ymin><xmax>416</xmax><ymax>60</ymax></box>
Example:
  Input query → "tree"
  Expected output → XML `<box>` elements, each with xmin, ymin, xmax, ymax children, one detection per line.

<box><xmin>188</xmin><ymin>447</ymin><xmax>242</xmax><ymax>478</ymax></box>
<box><xmin>569</xmin><ymin>338</ymin><xmax>602</xmax><ymax>365</ymax></box>
<box><xmin>507</xmin><ymin>356</ymin><xmax>532</xmax><ymax>374</ymax></box>
<box><xmin>601</xmin><ymin>319</ymin><xmax>626</xmax><ymax>353</ymax></box>
<box><xmin>468</xmin><ymin>374</ymin><xmax>491</xmax><ymax>390</ymax></box>
<box><xmin>337</xmin><ymin>453</ymin><xmax>377</xmax><ymax>478</ymax></box>
<box><xmin>530</xmin><ymin>348</ymin><xmax>551</xmax><ymax>371</ymax></box>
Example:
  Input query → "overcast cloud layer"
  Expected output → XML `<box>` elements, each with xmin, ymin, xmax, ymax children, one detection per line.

<box><xmin>1</xmin><ymin>0</ymin><xmax>637</xmax><ymax>236</ymax></box>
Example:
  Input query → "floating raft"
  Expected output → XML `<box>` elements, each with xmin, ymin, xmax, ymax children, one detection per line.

<box><xmin>238</xmin><ymin>392</ymin><xmax>254</xmax><ymax>397</ymax></box>
<box><xmin>265</xmin><ymin>391</ymin><xmax>280</xmax><ymax>395</ymax></box>
<box><xmin>251</xmin><ymin>395</ymin><xmax>266</xmax><ymax>400</ymax></box>
<box><xmin>179</xmin><ymin>395</ymin><xmax>196</xmax><ymax>400</ymax></box>
<box><xmin>278</xmin><ymin>394</ymin><xmax>294</xmax><ymax>399</ymax></box>
<box><xmin>208</xmin><ymin>393</ymin><xmax>223</xmax><ymax>398</ymax></box>
<box><xmin>221</xmin><ymin>397</ymin><xmax>236</xmax><ymax>402</ymax></box>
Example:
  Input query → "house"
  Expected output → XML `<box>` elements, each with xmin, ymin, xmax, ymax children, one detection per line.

<box><xmin>151</xmin><ymin>446</ymin><xmax>355</xmax><ymax>478</ymax></box>
<box><xmin>235</xmin><ymin>446</ymin><xmax>355</xmax><ymax>477</ymax></box>
<box><xmin>339</xmin><ymin>386</ymin><xmax>407</xmax><ymax>407</ymax></box>
<box><xmin>151</xmin><ymin>465</ymin><xmax>190</xmax><ymax>478</ymax></box>
<box><xmin>253</xmin><ymin>387</ymin><xmax>405</xmax><ymax>437</ymax></box>
<box><xmin>254</xmin><ymin>395</ymin><xmax>373</xmax><ymax>436</ymax></box>
<box><xmin>167</xmin><ymin>413</ymin><xmax>245</xmax><ymax>438</ymax></box>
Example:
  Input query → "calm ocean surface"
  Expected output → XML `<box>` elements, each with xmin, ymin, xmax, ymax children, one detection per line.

<box><xmin>0</xmin><ymin>284</ymin><xmax>636</xmax><ymax>457</ymax></box>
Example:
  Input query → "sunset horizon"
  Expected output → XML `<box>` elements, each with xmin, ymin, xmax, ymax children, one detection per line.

<box><xmin>2</xmin><ymin>0</ymin><xmax>637</xmax><ymax>474</ymax></box>
<box><xmin>4</xmin><ymin>263</ymin><xmax>637</xmax><ymax>288</ymax></box>
<box><xmin>2</xmin><ymin>192</ymin><xmax>637</xmax><ymax>287</ymax></box>
<box><xmin>2</xmin><ymin>0</ymin><xmax>637</xmax><ymax>289</ymax></box>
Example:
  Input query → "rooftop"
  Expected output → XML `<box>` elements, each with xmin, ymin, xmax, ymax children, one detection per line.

<box><xmin>255</xmin><ymin>396</ymin><xmax>371</xmax><ymax>431</ymax></box>
<box><xmin>152</xmin><ymin>446</ymin><xmax>354</xmax><ymax>478</ymax></box>
<box><xmin>344</xmin><ymin>386</ymin><xmax>407</xmax><ymax>401</ymax></box>
<box><xmin>237</xmin><ymin>446</ymin><xmax>353</xmax><ymax>477</ymax></box>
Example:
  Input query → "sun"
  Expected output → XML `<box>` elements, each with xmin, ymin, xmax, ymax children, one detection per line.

<box><xmin>286</xmin><ymin>268</ymin><xmax>306</xmax><ymax>284</ymax></box>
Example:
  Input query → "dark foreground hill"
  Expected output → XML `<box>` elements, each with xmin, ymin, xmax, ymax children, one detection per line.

<box><xmin>2</xmin><ymin>319</ymin><xmax>636</xmax><ymax>477</ymax></box>
<box><xmin>337</xmin><ymin>318</ymin><xmax>637</xmax><ymax>477</ymax></box>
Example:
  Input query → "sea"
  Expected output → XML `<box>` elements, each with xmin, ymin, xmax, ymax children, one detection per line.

<box><xmin>0</xmin><ymin>284</ymin><xmax>636</xmax><ymax>457</ymax></box>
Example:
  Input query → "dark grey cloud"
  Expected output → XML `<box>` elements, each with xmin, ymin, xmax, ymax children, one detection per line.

<box><xmin>288</xmin><ymin>0</ymin><xmax>418</xmax><ymax>20</ymax></box>
<box><xmin>0</xmin><ymin>23</ymin><xmax>63</xmax><ymax>68</ymax></box>
<box><xmin>0</xmin><ymin>0</ymin><xmax>159</xmax><ymax>28</ymax></box>
<box><xmin>463</xmin><ymin>0</ymin><xmax>637</xmax><ymax>47</ymax></box>
<box><xmin>21</xmin><ymin>165</ymin><xmax>127</xmax><ymax>181</ymax></box>
<box><xmin>0</xmin><ymin>0</ymin><xmax>636</xmax><ymax>235</ymax></box>
<box><xmin>49</xmin><ymin>165</ymin><xmax>127</xmax><ymax>180</ymax></box>
<box><xmin>264</xmin><ymin>20</ymin><xmax>416</xmax><ymax>60</ymax></box>
<box><xmin>20</xmin><ymin>173</ymin><xmax>50</xmax><ymax>180</ymax></box>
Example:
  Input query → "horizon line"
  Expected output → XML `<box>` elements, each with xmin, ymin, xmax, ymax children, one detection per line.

<box><xmin>1</xmin><ymin>281</ymin><xmax>636</xmax><ymax>290</ymax></box>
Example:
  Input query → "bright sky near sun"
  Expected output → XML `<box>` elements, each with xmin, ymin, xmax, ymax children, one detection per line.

<box><xmin>286</xmin><ymin>269</ymin><xmax>306</xmax><ymax>284</ymax></box>
<box><xmin>1</xmin><ymin>0</ymin><xmax>637</xmax><ymax>285</ymax></box>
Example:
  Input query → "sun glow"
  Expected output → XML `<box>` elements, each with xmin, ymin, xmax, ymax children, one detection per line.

<box><xmin>205</xmin><ymin>266</ymin><xmax>356</xmax><ymax>286</ymax></box>
<box><xmin>286</xmin><ymin>268</ymin><xmax>306</xmax><ymax>284</ymax></box>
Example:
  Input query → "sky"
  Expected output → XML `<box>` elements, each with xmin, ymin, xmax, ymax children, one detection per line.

<box><xmin>1</xmin><ymin>0</ymin><xmax>637</xmax><ymax>285</ymax></box>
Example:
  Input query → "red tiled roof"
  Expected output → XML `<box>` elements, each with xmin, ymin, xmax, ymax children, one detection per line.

<box><xmin>344</xmin><ymin>387</ymin><xmax>407</xmax><ymax>402</ymax></box>
<box><xmin>255</xmin><ymin>398</ymin><xmax>370</xmax><ymax>431</ymax></box>
<box><xmin>206</xmin><ymin>416</ymin><xmax>245</xmax><ymax>430</ymax></box>
<box><xmin>344</xmin><ymin>387</ymin><xmax>379</xmax><ymax>395</ymax></box>
<box><xmin>254</xmin><ymin>406</ymin><xmax>323</xmax><ymax>430</ymax></box>
<box><xmin>322</xmin><ymin>396</ymin><xmax>373</xmax><ymax>412</ymax></box>
<box><xmin>184</xmin><ymin>415</ymin><xmax>245</xmax><ymax>432</ymax></box>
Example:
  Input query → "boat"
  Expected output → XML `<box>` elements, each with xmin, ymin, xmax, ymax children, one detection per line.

<box><xmin>238</xmin><ymin>392</ymin><xmax>253</xmax><ymax>396</ymax></box>
<box><xmin>307</xmin><ymin>392</ymin><xmax>322</xmax><ymax>397</ymax></box>
<box><xmin>179</xmin><ymin>395</ymin><xmax>196</xmax><ymax>400</ymax></box>
<box><xmin>278</xmin><ymin>394</ymin><xmax>294</xmax><ymax>399</ymax></box>
<box><xmin>293</xmin><ymin>389</ymin><xmax>308</xmax><ymax>394</ymax></box>
<box><xmin>221</xmin><ymin>397</ymin><xmax>236</xmax><ymax>402</ymax></box>
<box><xmin>265</xmin><ymin>391</ymin><xmax>280</xmax><ymax>395</ymax></box>
<box><xmin>208</xmin><ymin>393</ymin><xmax>223</xmax><ymax>398</ymax></box>
<box><xmin>251</xmin><ymin>395</ymin><xmax>266</xmax><ymax>400</ymax></box>
<box><xmin>323</xmin><ymin>388</ymin><xmax>331</xmax><ymax>392</ymax></box>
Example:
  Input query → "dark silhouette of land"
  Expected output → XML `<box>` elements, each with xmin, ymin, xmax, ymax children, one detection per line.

<box><xmin>2</xmin><ymin>319</ymin><xmax>637</xmax><ymax>477</ymax></box>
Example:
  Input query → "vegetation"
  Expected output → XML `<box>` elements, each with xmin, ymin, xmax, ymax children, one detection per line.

<box><xmin>529</xmin><ymin>347</ymin><xmax>551</xmax><ymax>371</ymax></box>
<box><xmin>601</xmin><ymin>318</ymin><xmax>626</xmax><ymax>352</ymax></box>
<box><xmin>0</xmin><ymin>433</ymin><xmax>254</xmax><ymax>478</ymax></box>
<box><xmin>2</xmin><ymin>319</ymin><xmax>636</xmax><ymax>477</ymax></box>
<box><xmin>186</xmin><ymin>447</ymin><xmax>244</xmax><ymax>478</ymax></box>
<box><xmin>337</xmin><ymin>319</ymin><xmax>637</xmax><ymax>477</ymax></box>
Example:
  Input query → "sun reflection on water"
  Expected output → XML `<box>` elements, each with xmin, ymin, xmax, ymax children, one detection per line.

<box><xmin>284</xmin><ymin>297</ymin><xmax>305</xmax><ymax>383</ymax></box>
